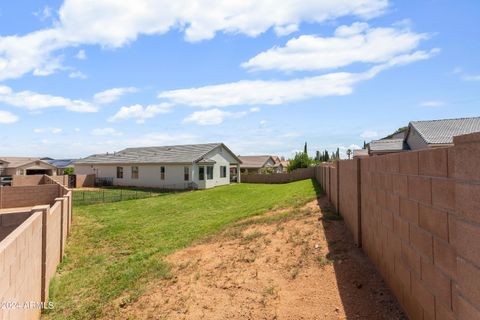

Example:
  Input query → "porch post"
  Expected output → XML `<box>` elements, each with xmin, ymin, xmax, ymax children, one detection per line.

<box><xmin>237</xmin><ymin>164</ymin><xmax>241</xmax><ymax>183</ymax></box>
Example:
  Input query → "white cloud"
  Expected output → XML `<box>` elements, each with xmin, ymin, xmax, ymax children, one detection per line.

<box><xmin>75</xmin><ymin>49</ymin><xmax>86</xmax><ymax>60</ymax></box>
<box><xmin>360</xmin><ymin>130</ymin><xmax>378</xmax><ymax>139</ymax></box>
<box><xmin>0</xmin><ymin>110</ymin><xmax>19</xmax><ymax>124</ymax></box>
<box><xmin>0</xmin><ymin>0</ymin><xmax>388</xmax><ymax>80</ymax></box>
<box><xmin>34</xmin><ymin>127</ymin><xmax>63</xmax><ymax>134</ymax></box>
<box><xmin>0</xmin><ymin>85</ymin><xmax>97</xmax><ymax>112</ymax></box>
<box><xmin>91</xmin><ymin>128</ymin><xmax>122</xmax><ymax>136</ymax></box>
<box><xmin>158</xmin><ymin>49</ymin><xmax>438</xmax><ymax>108</ymax></box>
<box><xmin>420</xmin><ymin>100</ymin><xmax>445</xmax><ymax>107</ymax></box>
<box><xmin>108</xmin><ymin>103</ymin><xmax>172</xmax><ymax>123</ymax></box>
<box><xmin>93</xmin><ymin>87</ymin><xmax>138</xmax><ymax>104</ymax></box>
<box><xmin>74</xmin><ymin>128</ymin><xmax>80</xmax><ymax>132</ymax></box>
<box><xmin>69</xmin><ymin>71</ymin><xmax>87</xmax><ymax>79</ymax></box>
<box><xmin>452</xmin><ymin>67</ymin><xmax>480</xmax><ymax>81</ymax></box>
<box><xmin>250</xmin><ymin>107</ymin><xmax>260</xmax><ymax>112</ymax></box>
<box><xmin>184</xmin><ymin>109</ymin><xmax>247</xmax><ymax>125</ymax></box>
<box><xmin>34</xmin><ymin>6</ymin><xmax>53</xmax><ymax>21</ymax></box>
<box><xmin>242</xmin><ymin>23</ymin><xmax>430</xmax><ymax>72</ymax></box>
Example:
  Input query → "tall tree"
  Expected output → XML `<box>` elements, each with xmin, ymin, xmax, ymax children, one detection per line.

<box><xmin>315</xmin><ymin>150</ymin><xmax>321</xmax><ymax>161</ymax></box>
<box><xmin>324</xmin><ymin>150</ymin><xmax>330</xmax><ymax>162</ymax></box>
<box><xmin>335</xmin><ymin>148</ymin><xmax>340</xmax><ymax>160</ymax></box>
<box><xmin>346</xmin><ymin>149</ymin><xmax>352</xmax><ymax>159</ymax></box>
<box><xmin>304</xmin><ymin>142</ymin><xmax>308</xmax><ymax>155</ymax></box>
<box><xmin>363</xmin><ymin>140</ymin><xmax>367</xmax><ymax>149</ymax></box>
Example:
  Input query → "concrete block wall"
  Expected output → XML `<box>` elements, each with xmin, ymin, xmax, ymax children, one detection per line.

<box><xmin>75</xmin><ymin>174</ymin><xmax>95</xmax><ymax>188</ymax></box>
<box><xmin>0</xmin><ymin>185</ymin><xmax>61</xmax><ymax>209</ymax></box>
<box><xmin>241</xmin><ymin>167</ymin><xmax>315</xmax><ymax>184</ymax></box>
<box><xmin>317</xmin><ymin>131</ymin><xmax>480</xmax><ymax>319</ymax></box>
<box><xmin>11</xmin><ymin>175</ymin><xmax>45</xmax><ymax>186</ymax></box>
<box><xmin>0</xmin><ymin>181</ymin><xmax>72</xmax><ymax>319</ymax></box>
<box><xmin>0</xmin><ymin>212</ymin><xmax>43</xmax><ymax>320</ymax></box>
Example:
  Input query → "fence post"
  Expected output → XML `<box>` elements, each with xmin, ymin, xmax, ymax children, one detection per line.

<box><xmin>336</xmin><ymin>160</ymin><xmax>340</xmax><ymax>214</ymax></box>
<box><xmin>356</xmin><ymin>158</ymin><xmax>362</xmax><ymax>248</ymax></box>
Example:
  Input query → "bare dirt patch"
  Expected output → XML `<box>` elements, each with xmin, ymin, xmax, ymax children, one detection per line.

<box><xmin>117</xmin><ymin>196</ymin><xmax>405</xmax><ymax>319</ymax></box>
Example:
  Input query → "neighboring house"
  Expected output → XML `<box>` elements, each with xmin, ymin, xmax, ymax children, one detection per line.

<box><xmin>74</xmin><ymin>143</ymin><xmax>242</xmax><ymax>190</ymax></box>
<box><xmin>352</xmin><ymin>149</ymin><xmax>369</xmax><ymax>158</ymax></box>
<box><xmin>363</xmin><ymin>116</ymin><xmax>480</xmax><ymax>156</ymax></box>
<box><xmin>368</xmin><ymin>139</ymin><xmax>410</xmax><ymax>156</ymax></box>
<box><xmin>0</xmin><ymin>157</ymin><xmax>58</xmax><ymax>176</ymax></box>
<box><xmin>44</xmin><ymin>159</ymin><xmax>77</xmax><ymax>175</ymax></box>
<box><xmin>235</xmin><ymin>155</ymin><xmax>282</xmax><ymax>174</ymax></box>
<box><xmin>406</xmin><ymin>117</ymin><xmax>480</xmax><ymax>150</ymax></box>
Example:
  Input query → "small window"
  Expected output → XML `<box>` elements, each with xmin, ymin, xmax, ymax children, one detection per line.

<box><xmin>184</xmin><ymin>167</ymin><xmax>189</xmax><ymax>181</ymax></box>
<box><xmin>116</xmin><ymin>167</ymin><xmax>123</xmax><ymax>179</ymax></box>
<box><xmin>207</xmin><ymin>166</ymin><xmax>214</xmax><ymax>180</ymax></box>
<box><xmin>131</xmin><ymin>166</ymin><xmax>139</xmax><ymax>179</ymax></box>
<box><xmin>160</xmin><ymin>166</ymin><xmax>165</xmax><ymax>180</ymax></box>
<box><xmin>199</xmin><ymin>166</ymin><xmax>205</xmax><ymax>180</ymax></box>
<box><xmin>220</xmin><ymin>166</ymin><xmax>227</xmax><ymax>178</ymax></box>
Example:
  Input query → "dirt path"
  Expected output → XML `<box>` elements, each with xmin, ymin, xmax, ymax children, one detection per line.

<box><xmin>118</xmin><ymin>196</ymin><xmax>405</xmax><ymax>319</ymax></box>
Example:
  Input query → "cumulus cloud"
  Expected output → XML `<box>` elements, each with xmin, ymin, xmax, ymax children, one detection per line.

<box><xmin>242</xmin><ymin>23</ymin><xmax>430</xmax><ymax>72</ymax></box>
<box><xmin>184</xmin><ymin>109</ymin><xmax>247</xmax><ymax>125</ymax></box>
<box><xmin>91</xmin><ymin>128</ymin><xmax>122</xmax><ymax>136</ymax></box>
<box><xmin>68</xmin><ymin>71</ymin><xmax>87</xmax><ymax>79</ymax></box>
<box><xmin>93</xmin><ymin>87</ymin><xmax>138</xmax><ymax>104</ymax></box>
<box><xmin>158</xmin><ymin>49</ymin><xmax>438</xmax><ymax>108</ymax></box>
<box><xmin>0</xmin><ymin>110</ymin><xmax>19</xmax><ymax>124</ymax></box>
<box><xmin>0</xmin><ymin>85</ymin><xmax>97</xmax><ymax>112</ymax></box>
<box><xmin>453</xmin><ymin>67</ymin><xmax>480</xmax><ymax>81</ymax></box>
<box><xmin>0</xmin><ymin>0</ymin><xmax>388</xmax><ymax>80</ymax></box>
<box><xmin>75</xmin><ymin>49</ymin><xmax>86</xmax><ymax>60</ymax></box>
<box><xmin>108</xmin><ymin>103</ymin><xmax>172</xmax><ymax>123</ymax></box>
<box><xmin>34</xmin><ymin>127</ymin><xmax>63</xmax><ymax>134</ymax></box>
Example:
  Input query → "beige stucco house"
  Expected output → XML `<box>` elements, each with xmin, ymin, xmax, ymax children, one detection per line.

<box><xmin>234</xmin><ymin>155</ymin><xmax>283</xmax><ymax>175</ymax></box>
<box><xmin>74</xmin><ymin>143</ymin><xmax>242</xmax><ymax>190</ymax></box>
<box><xmin>0</xmin><ymin>157</ymin><xmax>58</xmax><ymax>176</ymax></box>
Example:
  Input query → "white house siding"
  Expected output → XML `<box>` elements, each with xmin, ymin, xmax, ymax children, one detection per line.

<box><xmin>75</xmin><ymin>145</ymin><xmax>239</xmax><ymax>190</ymax></box>
<box><xmin>75</xmin><ymin>164</ymin><xmax>192</xmax><ymax>189</ymax></box>
<box><xmin>192</xmin><ymin>145</ymin><xmax>235</xmax><ymax>189</ymax></box>
<box><xmin>406</xmin><ymin>128</ymin><xmax>429</xmax><ymax>150</ymax></box>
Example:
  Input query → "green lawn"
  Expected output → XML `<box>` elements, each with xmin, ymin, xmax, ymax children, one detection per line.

<box><xmin>45</xmin><ymin>179</ymin><xmax>320</xmax><ymax>319</ymax></box>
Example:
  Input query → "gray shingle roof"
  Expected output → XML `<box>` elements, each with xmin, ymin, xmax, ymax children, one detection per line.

<box><xmin>410</xmin><ymin>117</ymin><xmax>480</xmax><ymax>144</ymax></box>
<box><xmin>369</xmin><ymin>139</ymin><xmax>408</xmax><ymax>152</ymax></box>
<box><xmin>238</xmin><ymin>155</ymin><xmax>274</xmax><ymax>168</ymax></box>
<box><xmin>75</xmin><ymin>143</ymin><xmax>240</xmax><ymax>165</ymax></box>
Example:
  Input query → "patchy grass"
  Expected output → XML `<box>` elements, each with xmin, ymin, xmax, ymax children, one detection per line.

<box><xmin>44</xmin><ymin>179</ymin><xmax>320</xmax><ymax>319</ymax></box>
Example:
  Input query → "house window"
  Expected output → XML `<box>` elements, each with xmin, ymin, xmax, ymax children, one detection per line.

<box><xmin>160</xmin><ymin>166</ymin><xmax>165</xmax><ymax>180</ymax></box>
<box><xmin>199</xmin><ymin>166</ymin><xmax>205</xmax><ymax>180</ymax></box>
<box><xmin>207</xmin><ymin>166</ymin><xmax>214</xmax><ymax>180</ymax></box>
<box><xmin>116</xmin><ymin>167</ymin><xmax>123</xmax><ymax>179</ymax></box>
<box><xmin>220</xmin><ymin>166</ymin><xmax>227</xmax><ymax>178</ymax></box>
<box><xmin>131</xmin><ymin>166</ymin><xmax>139</xmax><ymax>179</ymax></box>
<box><xmin>184</xmin><ymin>167</ymin><xmax>189</xmax><ymax>181</ymax></box>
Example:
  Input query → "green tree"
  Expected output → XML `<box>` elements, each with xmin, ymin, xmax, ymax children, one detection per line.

<box><xmin>287</xmin><ymin>151</ymin><xmax>312</xmax><ymax>172</ymax></box>
<box><xmin>324</xmin><ymin>150</ymin><xmax>330</xmax><ymax>162</ymax></box>
<box><xmin>335</xmin><ymin>148</ymin><xmax>340</xmax><ymax>160</ymax></box>
<box><xmin>346</xmin><ymin>149</ymin><xmax>352</xmax><ymax>159</ymax></box>
<box><xmin>304</xmin><ymin>142</ymin><xmax>308</xmax><ymax>155</ymax></box>
<box><xmin>315</xmin><ymin>150</ymin><xmax>321</xmax><ymax>161</ymax></box>
<box><xmin>64</xmin><ymin>167</ymin><xmax>74</xmax><ymax>175</ymax></box>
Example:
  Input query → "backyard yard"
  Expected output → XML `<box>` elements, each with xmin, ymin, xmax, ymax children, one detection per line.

<box><xmin>44</xmin><ymin>180</ymin><xmax>321</xmax><ymax>319</ymax></box>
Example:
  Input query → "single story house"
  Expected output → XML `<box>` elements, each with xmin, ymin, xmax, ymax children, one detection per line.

<box><xmin>44</xmin><ymin>159</ymin><xmax>76</xmax><ymax>175</ymax></box>
<box><xmin>354</xmin><ymin>116</ymin><xmax>480</xmax><ymax>156</ymax></box>
<box><xmin>74</xmin><ymin>143</ymin><xmax>242</xmax><ymax>190</ymax></box>
<box><xmin>234</xmin><ymin>155</ymin><xmax>282</xmax><ymax>175</ymax></box>
<box><xmin>0</xmin><ymin>157</ymin><xmax>58</xmax><ymax>176</ymax></box>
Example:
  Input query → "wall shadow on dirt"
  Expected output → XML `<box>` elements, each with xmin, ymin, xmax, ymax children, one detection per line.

<box><xmin>313</xmin><ymin>193</ymin><xmax>406</xmax><ymax>320</ymax></box>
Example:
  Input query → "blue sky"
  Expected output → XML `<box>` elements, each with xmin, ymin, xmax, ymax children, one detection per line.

<box><xmin>0</xmin><ymin>0</ymin><xmax>479</xmax><ymax>159</ymax></box>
